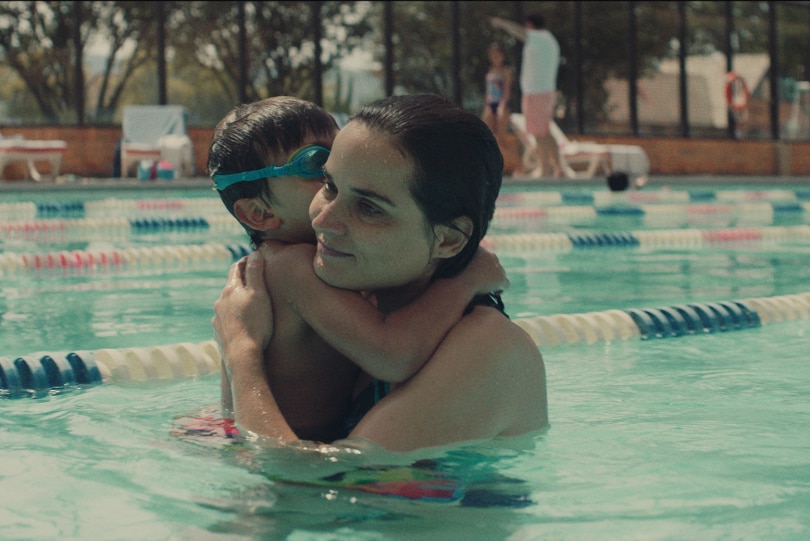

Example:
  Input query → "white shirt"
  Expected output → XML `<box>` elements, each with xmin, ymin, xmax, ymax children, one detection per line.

<box><xmin>520</xmin><ymin>29</ymin><xmax>560</xmax><ymax>94</ymax></box>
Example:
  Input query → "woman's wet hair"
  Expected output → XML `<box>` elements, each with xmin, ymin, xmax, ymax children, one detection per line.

<box><xmin>207</xmin><ymin>96</ymin><xmax>338</xmax><ymax>246</ymax></box>
<box><xmin>351</xmin><ymin>94</ymin><xmax>503</xmax><ymax>280</ymax></box>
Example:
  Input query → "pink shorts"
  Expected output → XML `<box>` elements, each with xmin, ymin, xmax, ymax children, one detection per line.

<box><xmin>521</xmin><ymin>91</ymin><xmax>556</xmax><ymax>136</ymax></box>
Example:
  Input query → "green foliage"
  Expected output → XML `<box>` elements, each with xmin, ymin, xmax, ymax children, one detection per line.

<box><xmin>0</xmin><ymin>0</ymin><xmax>806</xmax><ymax>130</ymax></box>
<box><xmin>169</xmin><ymin>1</ymin><xmax>371</xmax><ymax>108</ymax></box>
<box><xmin>384</xmin><ymin>1</ymin><xmax>681</xmax><ymax>126</ymax></box>
<box><xmin>0</xmin><ymin>1</ymin><xmax>83</xmax><ymax>123</ymax></box>
<box><xmin>326</xmin><ymin>69</ymin><xmax>355</xmax><ymax>114</ymax></box>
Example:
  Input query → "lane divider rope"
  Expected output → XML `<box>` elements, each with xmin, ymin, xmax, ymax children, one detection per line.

<box><xmin>3</xmin><ymin>224</ymin><xmax>808</xmax><ymax>276</ymax></box>
<box><xmin>0</xmin><ymin>243</ymin><xmax>251</xmax><ymax>275</ymax></box>
<box><xmin>493</xmin><ymin>202</ymin><xmax>810</xmax><ymax>224</ymax></box>
<box><xmin>497</xmin><ymin>189</ymin><xmax>810</xmax><ymax>207</ymax></box>
<box><xmin>2</xmin><ymin>292</ymin><xmax>808</xmax><ymax>398</ymax></box>
<box><xmin>4</xmin><ymin>190</ymin><xmax>809</xmax><ymax>221</ymax></box>
<box><xmin>0</xmin><ymin>198</ymin><xmax>225</xmax><ymax>220</ymax></box>
<box><xmin>483</xmin><ymin>225</ymin><xmax>810</xmax><ymax>251</ymax></box>
<box><xmin>0</xmin><ymin>215</ymin><xmax>243</xmax><ymax>239</ymax></box>
<box><xmin>5</xmin><ymin>206</ymin><xmax>806</xmax><ymax>242</ymax></box>
<box><xmin>0</xmin><ymin>209</ymin><xmax>810</xmax><ymax>240</ymax></box>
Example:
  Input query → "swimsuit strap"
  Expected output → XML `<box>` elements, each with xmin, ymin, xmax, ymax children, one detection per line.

<box><xmin>341</xmin><ymin>379</ymin><xmax>390</xmax><ymax>437</ymax></box>
<box><xmin>340</xmin><ymin>294</ymin><xmax>508</xmax><ymax>437</ymax></box>
<box><xmin>465</xmin><ymin>292</ymin><xmax>509</xmax><ymax>318</ymax></box>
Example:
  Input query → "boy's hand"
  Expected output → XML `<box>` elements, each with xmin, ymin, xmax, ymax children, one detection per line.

<box><xmin>212</xmin><ymin>251</ymin><xmax>273</xmax><ymax>365</ymax></box>
<box><xmin>463</xmin><ymin>247</ymin><xmax>509</xmax><ymax>295</ymax></box>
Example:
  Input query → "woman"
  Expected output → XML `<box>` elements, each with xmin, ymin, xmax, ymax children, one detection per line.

<box><xmin>213</xmin><ymin>94</ymin><xmax>548</xmax><ymax>452</ymax></box>
<box><xmin>206</xmin><ymin>96</ymin><xmax>504</xmax><ymax>443</ymax></box>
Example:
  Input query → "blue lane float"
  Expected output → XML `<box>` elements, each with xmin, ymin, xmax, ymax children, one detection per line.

<box><xmin>226</xmin><ymin>243</ymin><xmax>251</xmax><ymax>260</ymax></box>
<box><xmin>129</xmin><ymin>217</ymin><xmax>211</xmax><ymax>231</ymax></box>
<box><xmin>36</xmin><ymin>201</ymin><xmax>86</xmax><ymax>217</ymax></box>
<box><xmin>561</xmin><ymin>193</ymin><xmax>596</xmax><ymax>205</ymax></box>
<box><xmin>0</xmin><ymin>352</ymin><xmax>102</xmax><ymax>399</ymax></box>
<box><xmin>688</xmin><ymin>191</ymin><xmax>716</xmax><ymax>202</ymax></box>
<box><xmin>625</xmin><ymin>300</ymin><xmax>762</xmax><ymax>340</ymax></box>
<box><xmin>596</xmin><ymin>207</ymin><xmax>646</xmax><ymax>216</ymax></box>
<box><xmin>517</xmin><ymin>293</ymin><xmax>804</xmax><ymax>345</ymax></box>
<box><xmin>771</xmin><ymin>203</ymin><xmax>804</xmax><ymax>213</ymax></box>
<box><xmin>567</xmin><ymin>231</ymin><xmax>640</xmax><ymax>248</ymax></box>
<box><xmin>2</xmin><ymin>292</ymin><xmax>808</xmax><ymax>398</ymax></box>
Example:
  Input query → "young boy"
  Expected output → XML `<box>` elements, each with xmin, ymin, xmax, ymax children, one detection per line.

<box><xmin>207</xmin><ymin>97</ymin><xmax>507</xmax><ymax>442</ymax></box>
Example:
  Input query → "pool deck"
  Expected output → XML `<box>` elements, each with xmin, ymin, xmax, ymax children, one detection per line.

<box><xmin>1</xmin><ymin>174</ymin><xmax>809</xmax><ymax>193</ymax></box>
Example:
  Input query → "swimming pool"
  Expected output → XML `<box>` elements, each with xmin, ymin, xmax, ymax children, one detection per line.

<box><xmin>1</xmin><ymin>181</ymin><xmax>809</xmax><ymax>540</ymax></box>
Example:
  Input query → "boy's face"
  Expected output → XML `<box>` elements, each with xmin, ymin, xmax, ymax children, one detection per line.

<box><xmin>268</xmin><ymin>171</ymin><xmax>324</xmax><ymax>244</ymax></box>
<box><xmin>260</xmin><ymin>134</ymin><xmax>336</xmax><ymax>245</ymax></box>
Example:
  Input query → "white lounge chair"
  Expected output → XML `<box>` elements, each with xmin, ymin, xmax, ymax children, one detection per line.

<box><xmin>510</xmin><ymin>114</ymin><xmax>649</xmax><ymax>183</ymax></box>
<box><xmin>120</xmin><ymin>105</ymin><xmax>194</xmax><ymax>178</ymax></box>
<box><xmin>0</xmin><ymin>133</ymin><xmax>67</xmax><ymax>182</ymax></box>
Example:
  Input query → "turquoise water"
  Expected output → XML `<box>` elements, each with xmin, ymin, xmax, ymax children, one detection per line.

<box><xmin>1</xmin><ymin>184</ymin><xmax>809</xmax><ymax>540</ymax></box>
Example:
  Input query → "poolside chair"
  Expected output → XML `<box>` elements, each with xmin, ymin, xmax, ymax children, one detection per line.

<box><xmin>509</xmin><ymin>114</ymin><xmax>649</xmax><ymax>183</ymax></box>
<box><xmin>120</xmin><ymin>105</ymin><xmax>194</xmax><ymax>179</ymax></box>
<box><xmin>0</xmin><ymin>132</ymin><xmax>67</xmax><ymax>182</ymax></box>
<box><xmin>510</xmin><ymin>114</ymin><xmax>610</xmax><ymax>179</ymax></box>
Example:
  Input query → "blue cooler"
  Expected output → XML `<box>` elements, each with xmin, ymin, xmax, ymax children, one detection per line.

<box><xmin>156</xmin><ymin>160</ymin><xmax>175</xmax><ymax>180</ymax></box>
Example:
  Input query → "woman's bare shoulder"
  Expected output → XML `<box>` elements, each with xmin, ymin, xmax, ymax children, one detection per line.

<box><xmin>435</xmin><ymin>307</ymin><xmax>547</xmax><ymax>435</ymax></box>
<box><xmin>457</xmin><ymin>306</ymin><xmax>540</xmax><ymax>356</ymax></box>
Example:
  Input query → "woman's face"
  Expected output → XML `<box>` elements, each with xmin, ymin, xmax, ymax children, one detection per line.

<box><xmin>309</xmin><ymin>121</ymin><xmax>440</xmax><ymax>297</ymax></box>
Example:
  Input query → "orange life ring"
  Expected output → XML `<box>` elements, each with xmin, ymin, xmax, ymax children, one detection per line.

<box><xmin>726</xmin><ymin>72</ymin><xmax>750</xmax><ymax>112</ymax></box>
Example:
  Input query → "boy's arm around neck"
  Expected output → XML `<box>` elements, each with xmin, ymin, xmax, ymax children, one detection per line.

<box><xmin>266</xmin><ymin>244</ymin><xmax>507</xmax><ymax>383</ymax></box>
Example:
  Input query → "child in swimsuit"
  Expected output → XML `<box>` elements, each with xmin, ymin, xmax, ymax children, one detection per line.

<box><xmin>207</xmin><ymin>97</ymin><xmax>507</xmax><ymax>442</ymax></box>
<box><xmin>481</xmin><ymin>42</ymin><xmax>513</xmax><ymax>138</ymax></box>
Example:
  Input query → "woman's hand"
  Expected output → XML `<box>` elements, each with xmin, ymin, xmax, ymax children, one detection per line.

<box><xmin>212</xmin><ymin>250</ymin><xmax>273</xmax><ymax>372</ymax></box>
<box><xmin>212</xmin><ymin>250</ymin><xmax>298</xmax><ymax>440</ymax></box>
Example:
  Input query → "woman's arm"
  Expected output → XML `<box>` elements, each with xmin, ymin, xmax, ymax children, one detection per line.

<box><xmin>348</xmin><ymin>310</ymin><xmax>548</xmax><ymax>451</ymax></box>
<box><xmin>212</xmin><ymin>252</ymin><xmax>296</xmax><ymax>439</ymax></box>
<box><xmin>266</xmin><ymin>243</ymin><xmax>508</xmax><ymax>382</ymax></box>
<box><xmin>215</xmin><ymin>276</ymin><xmax>548</xmax><ymax>450</ymax></box>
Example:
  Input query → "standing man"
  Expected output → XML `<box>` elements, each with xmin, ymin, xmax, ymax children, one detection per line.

<box><xmin>491</xmin><ymin>13</ymin><xmax>561</xmax><ymax>178</ymax></box>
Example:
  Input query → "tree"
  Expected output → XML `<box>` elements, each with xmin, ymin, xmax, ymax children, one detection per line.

<box><xmin>0</xmin><ymin>1</ymin><xmax>161</xmax><ymax>124</ymax></box>
<box><xmin>168</xmin><ymin>1</ymin><xmax>372</xmax><ymax>110</ymax></box>
<box><xmin>381</xmin><ymin>1</ymin><xmax>677</xmax><ymax>127</ymax></box>
<box><xmin>0</xmin><ymin>1</ymin><xmax>83</xmax><ymax>123</ymax></box>
<box><xmin>0</xmin><ymin>1</ymin><xmax>373</xmax><ymax>125</ymax></box>
<box><xmin>86</xmin><ymin>1</ymin><xmax>160</xmax><ymax>123</ymax></box>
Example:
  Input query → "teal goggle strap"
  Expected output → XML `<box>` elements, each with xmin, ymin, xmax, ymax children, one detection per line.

<box><xmin>213</xmin><ymin>145</ymin><xmax>330</xmax><ymax>190</ymax></box>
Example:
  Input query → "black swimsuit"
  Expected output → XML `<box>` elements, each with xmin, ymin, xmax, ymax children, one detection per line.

<box><xmin>339</xmin><ymin>293</ymin><xmax>509</xmax><ymax>438</ymax></box>
<box><xmin>464</xmin><ymin>292</ymin><xmax>508</xmax><ymax>317</ymax></box>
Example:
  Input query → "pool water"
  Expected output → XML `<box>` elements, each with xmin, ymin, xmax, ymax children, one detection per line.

<box><xmin>1</xmin><ymin>184</ymin><xmax>809</xmax><ymax>540</ymax></box>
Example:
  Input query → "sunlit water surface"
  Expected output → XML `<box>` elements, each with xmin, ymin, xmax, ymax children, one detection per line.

<box><xmin>1</xmin><ymin>185</ymin><xmax>808</xmax><ymax>540</ymax></box>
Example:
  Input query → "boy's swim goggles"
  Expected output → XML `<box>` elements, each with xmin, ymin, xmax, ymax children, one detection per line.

<box><xmin>213</xmin><ymin>145</ymin><xmax>330</xmax><ymax>190</ymax></box>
